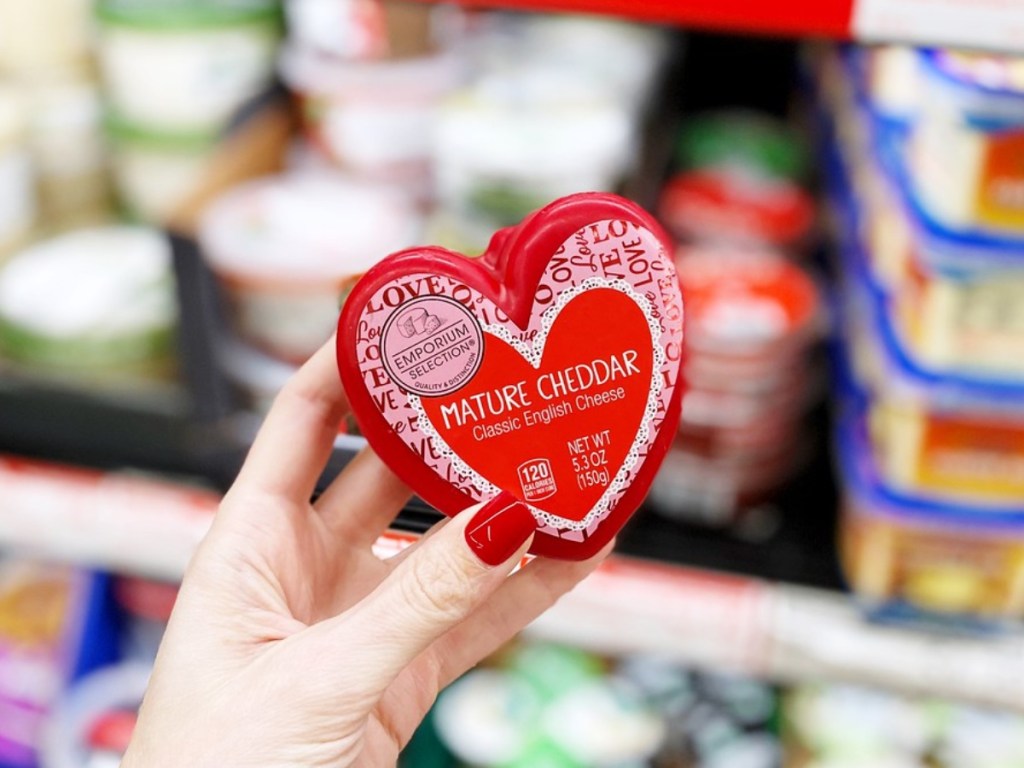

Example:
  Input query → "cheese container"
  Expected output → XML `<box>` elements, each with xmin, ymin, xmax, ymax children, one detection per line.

<box><xmin>199</xmin><ymin>173</ymin><xmax>421</xmax><ymax>362</ymax></box>
<box><xmin>832</xmin><ymin>111</ymin><xmax>1024</xmax><ymax>504</ymax></box>
<box><xmin>897</xmin><ymin>215</ymin><xmax>1024</xmax><ymax>381</ymax></box>
<box><xmin>337</xmin><ymin>192</ymin><xmax>684</xmax><ymax>561</ymax></box>
<box><xmin>838</xmin><ymin>208</ymin><xmax>1024</xmax><ymax>505</ymax></box>
<box><xmin>434</xmin><ymin>66</ymin><xmax>635</xmax><ymax>249</ymax></box>
<box><xmin>857</xmin><ymin>311</ymin><xmax>1024</xmax><ymax>505</ymax></box>
<box><xmin>25</xmin><ymin>75</ymin><xmax>112</xmax><ymax>229</ymax></box>
<box><xmin>650</xmin><ymin>245</ymin><xmax>821</xmax><ymax>525</ymax></box>
<box><xmin>872</xmin><ymin>395</ymin><xmax>1024</xmax><ymax>506</ymax></box>
<box><xmin>107</xmin><ymin>118</ymin><xmax>219</xmax><ymax>225</ymax></box>
<box><xmin>0</xmin><ymin>227</ymin><xmax>176</xmax><ymax>373</ymax></box>
<box><xmin>280</xmin><ymin>45</ymin><xmax>461</xmax><ymax>199</ymax></box>
<box><xmin>676</xmin><ymin>245</ymin><xmax>822</xmax><ymax>365</ymax></box>
<box><xmin>96</xmin><ymin>0</ymin><xmax>282</xmax><ymax>133</ymax></box>
<box><xmin>895</xmin><ymin>241</ymin><xmax>1024</xmax><ymax>379</ymax></box>
<box><xmin>837</xmin><ymin>412</ymin><xmax>1024</xmax><ymax>620</ymax></box>
<box><xmin>0</xmin><ymin>86</ymin><xmax>36</xmax><ymax>258</ymax></box>
<box><xmin>910</xmin><ymin>49</ymin><xmax>1024</xmax><ymax>234</ymax></box>
<box><xmin>660</xmin><ymin>168</ymin><xmax>815</xmax><ymax>252</ymax></box>
<box><xmin>865</xmin><ymin>119</ymin><xmax>1024</xmax><ymax>376</ymax></box>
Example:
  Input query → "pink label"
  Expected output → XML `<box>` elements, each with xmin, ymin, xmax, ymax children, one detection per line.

<box><xmin>380</xmin><ymin>296</ymin><xmax>484</xmax><ymax>395</ymax></box>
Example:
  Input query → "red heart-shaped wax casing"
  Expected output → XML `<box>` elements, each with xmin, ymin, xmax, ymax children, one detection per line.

<box><xmin>337</xmin><ymin>192</ymin><xmax>685</xmax><ymax>560</ymax></box>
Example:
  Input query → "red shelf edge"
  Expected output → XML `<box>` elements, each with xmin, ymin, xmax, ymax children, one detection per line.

<box><xmin>413</xmin><ymin>0</ymin><xmax>855</xmax><ymax>39</ymax></box>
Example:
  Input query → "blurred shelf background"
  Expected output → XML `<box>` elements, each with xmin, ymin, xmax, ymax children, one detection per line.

<box><xmin>5</xmin><ymin>1</ymin><xmax>1024</xmax><ymax>766</ymax></box>
<box><xmin>3</xmin><ymin>452</ymin><xmax>1022</xmax><ymax>714</ymax></box>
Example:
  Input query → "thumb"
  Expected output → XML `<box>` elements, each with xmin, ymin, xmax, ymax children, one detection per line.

<box><xmin>318</xmin><ymin>491</ymin><xmax>536</xmax><ymax>696</ymax></box>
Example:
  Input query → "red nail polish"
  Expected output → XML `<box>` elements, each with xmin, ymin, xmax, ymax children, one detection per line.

<box><xmin>464</xmin><ymin>491</ymin><xmax>536</xmax><ymax>566</ymax></box>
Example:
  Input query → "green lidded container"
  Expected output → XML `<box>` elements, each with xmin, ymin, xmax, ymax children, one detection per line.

<box><xmin>0</xmin><ymin>226</ymin><xmax>176</xmax><ymax>371</ymax></box>
<box><xmin>677</xmin><ymin>111</ymin><xmax>808</xmax><ymax>182</ymax></box>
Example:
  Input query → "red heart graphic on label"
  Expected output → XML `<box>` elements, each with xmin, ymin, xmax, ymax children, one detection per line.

<box><xmin>338</xmin><ymin>193</ymin><xmax>684</xmax><ymax>560</ymax></box>
<box><xmin>421</xmin><ymin>288</ymin><xmax>655</xmax><ymax>526</ymax></box>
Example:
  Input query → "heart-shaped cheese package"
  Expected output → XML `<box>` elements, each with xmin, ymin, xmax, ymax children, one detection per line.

<box><xmin>337</xmin><ymin>193</ymin><xmax>685</xmax><ymax>560</ymax></box>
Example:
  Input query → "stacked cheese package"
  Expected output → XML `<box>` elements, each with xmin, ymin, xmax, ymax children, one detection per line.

<box><xmin>281</xmin><ymin>0</ymin><xmax>462</xmax><ymax>205</ymax></box>
<box><xmin>95</xmin><ymin>0</ymin><xmax>283</xmax><ymax>225</ymax></box>
<box><xmin>648</xmin><ymin>113</ymin><xmax>824</xmax><ymax>528</ymax></box>
<box><xmin>819</xmin><ymin>45</ymin><xmax>1024</xmax><ymax>624</ymax></box>
<box><xmin>425</xmin><ymin>12</ymin><xmax>668</xmax><ymax>254</ymax></box>
<box><xmin>282</xmin><ymin>3</ymin><xmax>667</xmax><ymax>241</ymax></box>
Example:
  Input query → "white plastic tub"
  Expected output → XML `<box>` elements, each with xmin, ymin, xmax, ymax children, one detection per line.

<box><xmin>463</xmin><ymin>13</ymin><xmax>668</xmax><ymax>112</ymax></box>
<box><xmin>107</xmin><ymin>118</ymin><xmax>219</xmax><ymax>225</ymax></box>
<box><xmin>199</xmin><ymin>173</ymin><xmax>422</xmax><ymax>362</ymax></box>
<box><xmin>0</xmin><ymin>226</ymin><xmax>176</xmax><ymax>371</ymax></box>
<box><xmin>434</xmin><ymin>66</ymin><xmax>634</xmax><ymax>245</ymax></box>
<box><xmin>281</xmin><ymin>45</ymin><xmax>462</xmax><ymax>197</ymax></box>
<box><xmin>96</xmin><ymin>0</ymin><xmax>281</xmax><ymax>132</ymax></box>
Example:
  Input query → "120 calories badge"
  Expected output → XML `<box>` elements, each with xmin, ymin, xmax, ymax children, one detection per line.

<box><xmin>338</xmin><ymin>193</ymin><xmax>685</xmax><ymax>560</ymax></box>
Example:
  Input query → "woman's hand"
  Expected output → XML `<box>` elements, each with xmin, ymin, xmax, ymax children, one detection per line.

<box><xmin>122</xmin><ymin>339</ymin><xmax>611</xmax><ymax>767</ymax></box>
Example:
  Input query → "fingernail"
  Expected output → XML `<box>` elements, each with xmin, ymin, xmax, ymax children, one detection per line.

<box><xmin>464</xmin><ymin>491</ymin><xmax>536</xmax><ymax>566</ymax></box>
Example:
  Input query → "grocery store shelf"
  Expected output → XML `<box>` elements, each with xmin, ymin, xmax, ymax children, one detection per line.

<box><xmin>0</xmin><ymin>455</ymin><xmax>217</xmax><ymax>580</ymax></box>
<box><xmin>2</xmin><ymin>453</ymin><xmax>1020</xmax><ymax>712</ymax></box>
<box><xmin>434</xmin><ymin>0</ymin><xmax>1024</xmax><ymax>52</ymax></box>
<box><xmin>0</xmin><ymin>448</ymin><xmax>435</xmax><ymax>580</ymax></box>
<box><xmin>529</xmin><ymin>558</ymin><xmax>1024</xmax><ymax>713</ymax></box>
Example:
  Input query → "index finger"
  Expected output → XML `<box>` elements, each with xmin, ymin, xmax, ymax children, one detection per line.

<box><xmin>235</xmin><ymin>338</ymin><xmax>350</xmax><ymax>501</ymax></box>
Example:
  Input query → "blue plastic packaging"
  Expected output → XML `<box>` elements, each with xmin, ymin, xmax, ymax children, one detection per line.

<box><xmin>836</xmin><ymin>410</ymin><xmax>1024</xmax><ymax>621</ymax></box>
